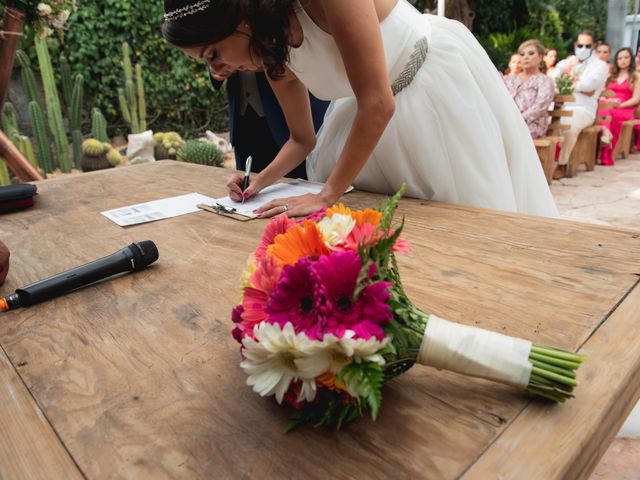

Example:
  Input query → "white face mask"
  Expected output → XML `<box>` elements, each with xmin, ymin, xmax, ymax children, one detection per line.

<box><xmin>575</xmin><ymin>46</ymin><xmax>592</xmax><ymax>61</ymax></box>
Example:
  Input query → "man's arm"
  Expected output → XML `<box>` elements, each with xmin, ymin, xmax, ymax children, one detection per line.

<box><xmin>576</xmin><ymin>60</ymin><xmax>608</xmax><ymax>93</ymax></box>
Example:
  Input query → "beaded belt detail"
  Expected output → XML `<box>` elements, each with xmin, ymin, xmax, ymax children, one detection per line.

<box><xmin>391</xmin><ymin>37</ymin><xmax>428</xmax><ymax>96</ymax></box>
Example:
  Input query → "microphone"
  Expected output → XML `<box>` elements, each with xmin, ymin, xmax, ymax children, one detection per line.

<box><xmin>0</xmin><ymin>240</ymin><xmax>158</xmax><ymax>311</ymax></box>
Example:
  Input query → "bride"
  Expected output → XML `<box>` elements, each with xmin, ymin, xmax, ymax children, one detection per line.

<box><xmin>162</xmin><ymin>0</ymin><xmax>558</xmax><ymax>218</ymax></box>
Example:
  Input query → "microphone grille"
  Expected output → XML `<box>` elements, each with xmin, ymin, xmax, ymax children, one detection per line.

<box><xmin>133</xmin><ymin>240</ymin><xmax>159</xmax><ymax>267</ymax></box>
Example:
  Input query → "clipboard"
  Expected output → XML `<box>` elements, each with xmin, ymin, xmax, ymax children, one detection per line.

<box><xmin>197</xmin><ymin>202</ymin><xmax>254</xmax><ymax>222</ymax></box>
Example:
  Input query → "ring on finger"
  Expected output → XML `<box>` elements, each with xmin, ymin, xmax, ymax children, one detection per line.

<box><xmin>282</xmin><ymin>204</ymin><xmax>289</xmax><ymax>212</ymax></box>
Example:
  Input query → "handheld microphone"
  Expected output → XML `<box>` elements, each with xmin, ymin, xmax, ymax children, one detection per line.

<box><xmin>0</xmin><ymin>240</ymin><xmax>158</xmax><ymax>311</ymax></box>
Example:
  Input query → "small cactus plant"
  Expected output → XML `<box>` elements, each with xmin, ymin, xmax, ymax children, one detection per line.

<box><xmin>81</xmin><ymin>139</ymin><xmax>114</xmax><ymax>172</ymax></box>
<box><xmin>106</xmin><ymin>148</ymin><xmax>123</xmax><ymax>166</ymax></box>
<box><xmin>176</xmin><ymin>140</ymin><xmax>224</xmax><ymax>167</ymax></box>
<box><xmin>153</xmin><ymin>131</ymin><xmax>184</xmax><ymax>159</ymax></box>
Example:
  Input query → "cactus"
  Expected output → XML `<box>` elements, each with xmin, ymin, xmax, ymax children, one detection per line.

<box><xmin>35</xmin><ymin>36</ymin><xmax>71</xmax><ymax>173</ymax></box>
<box><xmin>70</xmin><ymin>74</ymin><xmax>84</xmax><ymax>168</ymax></box>
<box><xmin>176</xmin><ymin>140</ymin><xmax>224</xmax><ymax>167</ymax></box>
<box><xmin>81</xmin><ymin>138</ymin><xmax>114</xmax><ymax>172</ymax></box>
<box><xmin>2</xmin><ymin>103</ymin><xmax>20</xmax><ymax>141</ymax></box>
<box><xmin>91</xmin><ymin>107</ymin><xmax>109</xmax><ymax>143</ymax></box>
<box><xmin>29</xmin><ymin>101</ymin><xmax>54</xmax><ymax>174</ymax></box>
<box><xmin>0</xmin><ymin>160</ymin><xmax>10</xmax><ymax>186</ymax></box>
<box><xmin>15</xmin><ymin>135</ymin><xmax>38</xmax><ymax>169</ymax></box>
<box><xmin>16</xmin><ymin>50</ymin><xmax>44</xmax><ymax>112</ymax></box>
<box><xmin>119</xmin><ymin>42</ymin><xmax>147</xmax><ymax>134</ymax></box>
<box><xmin>153</xmin><ymin>131</ymin><xmax>184</xmax><ymax>159</ymax></box>
<box><xmin>106</xmin><ymin>148</ymin><xmax>122</xmax><ymax>166</ymax></box>
<box><xmin>60</xmin><ymin>55</ymin><xmax>73</xmax><ymax>113</ymax></box>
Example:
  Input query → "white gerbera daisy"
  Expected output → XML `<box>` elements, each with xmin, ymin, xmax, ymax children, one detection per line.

<box><xmin>241</xmin><ymin>322</ymin><xmax>319</xmax><ymax>403</ymax></box>
<box><xmin>317</xmin><ymin>213</ymin><xmax>355</xmax><ymax>247</ymax></box>
<box><xmin>37</xmin><ymin>3</ymin><xmax>52</xmax><ymax>16</ymax></box>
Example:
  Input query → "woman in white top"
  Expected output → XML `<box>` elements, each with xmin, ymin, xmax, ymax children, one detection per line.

<box><xmin>162</xmin><ymin>0</ymin><xmax>558</xmax><ymax>218</ymax></box>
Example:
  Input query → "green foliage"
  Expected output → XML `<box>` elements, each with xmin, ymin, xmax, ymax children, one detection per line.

<box><xmin>556</xmin><ymin>73</ymin><xmax>576</xmax><ymax>95</ymax></box>
<box><xmin>0</xmin><ymin>160</ymin><xmax>10</xmax><ymax>186</ymax></box>
<box><xmin>176</xmin><ymin>140</ymin><xmax>224</xmax><ymax>166</ymax></box>
<box><xmin>119</xmin><ymin>42</ymin><xmax>147</xmax><ymax>134</ymax></box>
<box><xmin>60</xmin><ymin>55</ymin><xmax>73</xmax><ymax>113</ymax></box>
<box><xmin>2</xmin><ymin>103</ymin><xmax>20</xmax><ymax>140</ymax></box>
<box><xmin>338</xmin><ymin>362</ymin><xmax>384</xmax><ymax>421</ymax></box>
<box><xmin>16</xmin><ymin>50</ymin><xmax>44</xmax><ymax>112</ymax></box>
<box><xmin>56</xmin><ymin>1</ymin><xmax>227</xmax><ymax>136</ymax></box>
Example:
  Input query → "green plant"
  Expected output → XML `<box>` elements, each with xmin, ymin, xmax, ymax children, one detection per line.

<box><xmin>16</xmin><ymin>50</ymin><xmax>44</xmax><ymax>112</ymax></box>
<box><xmin>60</xmin><ymin>54</ymin><xmax>73</xmax><ymax>113</ymax></box>
<box><xmin>70</xmin><ymin>74</ymin><xmax>84</xmax><ymax>169</ymax></box>
<box><xmin>14</xmin><ymin>135</ymin><xmax>38</xmax><ymax>168</ymax></box>
<box><xmin>1</xmin><ymin>103</ymin><xmax>20</xmax><ymax>141</ymax></box>
<box><xmin>82</xmin><ymin>139</ymin><xmax>109</xmax><ymax>156</ymax></box>
<box><xmin>153</xmin><ymin>131</ymin><xmax>184</xmax><ymax>159</ymax></box>
<box><xmin>118</xmin><ymin>42</ymin><xmax>147</xmax><ymax>134</ymax></box>
<box><xmin>106</xmin><ymin>148</ymin><xmax>122</xmax><ymax>166</ymax></box>
<box><xmin>176</xmin><ymin>140</ymin><xmax>224</xmax><ymax>167</ymax></box>
<box><xmin>0</xmin><ymin>160</ymin><xmax>10</xmax><ymax>186</ymax></box>
<box><xmin>28</xmin><ymin>101</ymin><xmax>54</xmax><ymax>173</ymax></box>
<box><xmin>91</xmin><ymin>108</ymin><xmax>109</xmax><ymax>143</ymax></box>
<box><xmin>35</xmin><ymin>36</ymin><xmax>71</xmax><ymax>173</ymax></box>
<box><xmin>57</xmin><ymin>1</ymin><xmax>227</xmax><ymax>136</ymax></box>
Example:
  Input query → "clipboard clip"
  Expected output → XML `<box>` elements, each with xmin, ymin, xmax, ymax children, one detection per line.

<box><xmin>197</xmin><ymin>203</ymin><xmax>253</xmax><ymax>222</ymax></box>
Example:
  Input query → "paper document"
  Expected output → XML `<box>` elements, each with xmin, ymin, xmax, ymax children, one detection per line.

<box><xmin>101</xmin><ymin>192</ymin><xmax>217</xmax><ymax>227</ymax></box>
<box><xmin>208</xmin><ymin>180</ymin><xmax>325</xmax><ymax>218</ymax></box>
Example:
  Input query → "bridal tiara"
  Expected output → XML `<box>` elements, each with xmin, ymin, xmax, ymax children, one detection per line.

<box><xmin>164</xmin><ymin>0</ymin><xmax>211</xmax><ymax>22</ymax></box>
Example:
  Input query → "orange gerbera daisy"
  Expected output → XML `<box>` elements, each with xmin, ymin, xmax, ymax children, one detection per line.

<box><xmin>327</xmin><ymin>203</ymin><xmax>382</xmax><ymax>228</ymax></box>
<box><xmin>315</xmin><ymin>372</ymin><xmax>349</xmax><ymax>393</ymax></box>
<box><xmin>267</xmin><ymin>220</ymin><xmax>331</xmax><ymax>266</ymax></box>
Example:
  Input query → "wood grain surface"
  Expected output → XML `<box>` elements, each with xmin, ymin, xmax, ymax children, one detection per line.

<box><xmin>0</xmin><ymin>161</ymin><xmax>638</xmax><ymax>479</ymax></box>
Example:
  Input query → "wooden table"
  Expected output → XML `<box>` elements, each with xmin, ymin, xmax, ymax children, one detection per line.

<box><xmin>1</xmin><ymin>161</ymin><xmax>639</xmax><ymax>479</ymax></box>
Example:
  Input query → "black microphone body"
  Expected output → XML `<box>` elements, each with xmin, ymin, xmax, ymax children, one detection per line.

<box><xmin>1</xmin><ymin>241</ymin><xmax>158</xmax><ymax>310</ymax></box>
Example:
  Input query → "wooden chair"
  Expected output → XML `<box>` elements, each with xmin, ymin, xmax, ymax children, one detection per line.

<box><xmin>612</xmin><ymin>107</ymin><xmax>640</xmax><ymax>159</ymax></box>
<box><xmin>566</xmin><ymin>100</ymin><xmax>616</xmax><ymax>178</ymax></box>
<box><xmin>533</xmin><ymin>94</ymin><xmax>573</xmax><ymax>184</ymax></box>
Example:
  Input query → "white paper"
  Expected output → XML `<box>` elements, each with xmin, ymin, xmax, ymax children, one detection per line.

<box><xmin>209</xmin><ymin>180</ymin><xmax>325</xmax><ymax>218</ymax></box>
<box><xmin>101</xmin><ymin>192</ymin><xmax>217</xmax><ymax>227</ymax></box>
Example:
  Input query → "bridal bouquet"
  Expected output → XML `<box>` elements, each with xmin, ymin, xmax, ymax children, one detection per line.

<box><xmin>231</xmin><ymin>187</ymin><xmax>585</xmax><ymax>430</ymax></box>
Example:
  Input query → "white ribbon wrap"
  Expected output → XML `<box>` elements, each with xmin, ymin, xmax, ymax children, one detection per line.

<box><xmin>417</xmin><ymin>315</ymin><xmax>533</xmax><ymax>388</ymax></box>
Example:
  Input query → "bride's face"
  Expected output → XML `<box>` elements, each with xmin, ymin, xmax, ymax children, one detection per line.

<box><xmin>181</xmin><ymin>25</ymin><xmax>262</xmax><ymax>80</ymax></box>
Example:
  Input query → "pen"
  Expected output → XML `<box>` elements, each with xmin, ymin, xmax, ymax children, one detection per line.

<box><xmin>241</xmin><ymin>156</ymin><xmax>252</xmax><ymax>204</ymax></box>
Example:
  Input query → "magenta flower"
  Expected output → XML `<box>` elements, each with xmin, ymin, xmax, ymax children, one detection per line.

<box><xmin>266</xmin><ymin>258</ymin><xmax>330</xmax><ymax>340</ymax></box>
<box><xmin>231</xmin><ymin>305</ymin><xmax>244</xmax><ymax>343</ymax></box>
<box><xmin>313</xmin><ymin>251</ymin><xmax>392</xmax><ymax>340</ymax></box>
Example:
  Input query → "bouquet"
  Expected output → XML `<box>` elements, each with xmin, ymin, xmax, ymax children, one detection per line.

<box><xmin>231</xmin><ymin>187</ymin><xmax>585</xmax><ymax>430</ymax></box>
<box><xmin>10</xmin><ymin>1</ymin><xmax>77</xmax><ymax>38</ymax></box>
<box><xmin>555</xmin><ymin>72</ymin><xmax>576</xmax><ymax>95</ymax></box>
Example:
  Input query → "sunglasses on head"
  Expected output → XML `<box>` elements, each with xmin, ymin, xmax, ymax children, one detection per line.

<box><xmin>576</xmin><ymin>44</ymin><xmax>593</xmax><ymax>49</ymax></box>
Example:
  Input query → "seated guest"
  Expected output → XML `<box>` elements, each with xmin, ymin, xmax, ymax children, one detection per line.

<box><xmin>544</xmin><ymin>48</ymin><xmax>559</xmax><ymax>76</ymax></box>
<box><xmin>595</xmin><ymin>41</ymin><xmax>613</xmax><ymax>74</ymax></box>
<box><xmin>550</xmin><ymin>31</ymin><xmax>608</xmax><ymax>179</ymax></box>
<box><xmin>503</xmin><ymin>52</ymin><xmax>522</xmax><ymax>78</ymax></box>
<box><xmin>598</xmin><ymin>48</ymin><xmax>640</xmax><ymax>165</ymax></box>
<box><xmin>210</xmin><ymin>71</ymin><xmax>329</xmax><ymax>178</ymax></box>
<box><xmin>0</xmin><ymin>240</ymin><xmax>8</xmax><ymax>286</ymax></box>
<box><xmin>505</xmin><ymin>40</ymin><xmax>555</xmax><ymax>139</ymax></box>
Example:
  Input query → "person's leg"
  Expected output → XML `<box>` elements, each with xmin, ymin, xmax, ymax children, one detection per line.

<box><xmin>557</xmin><ymin>109</ymin><xmax>595</xmax><ymax>166</ymax></box>
<box><xmin>232</xmin><ymin>106</ymin><xmax>280</xmax><ymax>173</ymax></box>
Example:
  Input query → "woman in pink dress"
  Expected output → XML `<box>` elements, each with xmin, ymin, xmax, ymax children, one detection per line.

<box><xmin>599</xmin><ymin>48</ymin><xmax>640</xmax><ymax>165</ymax></box>
<box><xmin>504</xmin><ymin>39</ymin><xmax>555</xmax><ymax>139</ymax></box>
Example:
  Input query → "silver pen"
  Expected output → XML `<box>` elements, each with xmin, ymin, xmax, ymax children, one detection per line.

<box><xmin>241</xmin><ymin>156</ymin><xmax>252</xmax><ymax>204</ymax></box>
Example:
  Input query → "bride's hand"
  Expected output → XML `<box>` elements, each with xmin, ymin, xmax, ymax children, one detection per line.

<box><xmin>226</xmin><ymin>173</ymin><xmax>261</xmax><ymax>202</ymax></box>
<box><xmin>254</xmin><ymin>193</ymin><xmax>329</xmax><ymax>218</ymax></box>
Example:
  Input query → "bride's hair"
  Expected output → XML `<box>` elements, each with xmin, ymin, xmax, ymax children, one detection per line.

<box><xmin>162</xmin><ymin>0</ymin><xmax>295</xmax><ymax>79</ymax></box>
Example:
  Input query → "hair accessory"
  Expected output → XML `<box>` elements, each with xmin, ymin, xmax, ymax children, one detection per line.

<box><xmin>164</xmin><ymin>0</ymin><xmax>211</xmax><ymax>22</ymax></box>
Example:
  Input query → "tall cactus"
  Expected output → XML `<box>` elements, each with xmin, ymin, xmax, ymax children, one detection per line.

<box><xmin>15</xmin><ymin>135</ymin><xmax>38</xmax><ymax>169</ymax></box>
<box><xmin>35</xmin><ymin>36</ymin><xmax>71</xmax><ymax>173</ymax></box>
<box><xmin>2</xmin><ymin>103</ymin><xmax>20</xmax><ymax>141</ymax></box>
<box><xmin>16</xmin><ymin>50</ymin><xmax>44</xmax><ymax>112</ymax></box>
<box><xmin>0</xmin><ymin>160</ymin><xmax>10</xmax><ymax>186</ymax></box>
<box><xmin>60</xmin><ymin>55</ymin><xmax>73</xmax><ymax>113</ymax></box>
<box><xmin>91</xmin><ymin>108</ymin><xmax>109</xmax><ymax>143</ymax></box>
<box><xmin>119</xmin><ymin>42</ymin><xmax>147</xmax><ymax>134</ymax></box>
<box><xmin>29</xmin><ymin>101</ymin><xmax>54</xmax><ymax>174</ymax></box>
<box><xmin>70</xmin><ymin>74</ymin><xmax>84</xmax><ymax>169</ymax></box>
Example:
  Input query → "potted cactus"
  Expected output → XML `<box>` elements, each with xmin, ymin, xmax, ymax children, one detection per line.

<box><xmin>176</xmin><ymin>140</ymin><xmax>224</xmax><ymax>166</ymax></box>
<box><xmin>153</xmin><ymin>132</ymin><xmax>184</xmax><ymax>160</ymax></box>
<box><xmin>81</xmin><ymin>139</ymin><xmax>121</xmax><ymax>172</ymax></box>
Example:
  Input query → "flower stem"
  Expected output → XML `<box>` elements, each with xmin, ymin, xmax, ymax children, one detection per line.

<box><xmin>527</xmin><ymin>343</ymin><xmax>585</xmax><ymax>402</ymax></box>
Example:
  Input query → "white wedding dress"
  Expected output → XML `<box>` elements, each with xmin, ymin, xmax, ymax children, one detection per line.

<box><xmin>288</xmin><ymin>0</ymin><xmax>559</xmax><ymax>217</ymax></box>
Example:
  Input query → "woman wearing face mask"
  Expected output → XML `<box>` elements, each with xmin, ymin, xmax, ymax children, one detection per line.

<box><xmin>505</xmin><ymin>40</ymin><xmax>555</xmax><ymax>139</ymax></box>
<box><xmin>597</xmin><ymin>48</ymin><xmax>640</xmax><ymax>165</ymax></box>
<box><xmin>163</xmin><ymin>0</ymin><xmax>558</xmax><ymax>217</ymax></box>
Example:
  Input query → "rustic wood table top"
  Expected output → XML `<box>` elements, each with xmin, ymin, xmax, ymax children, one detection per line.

<box><xmin>1</xmin><ymin>161</ymin><xmax>639</xmax><ymax>480</ymax></box>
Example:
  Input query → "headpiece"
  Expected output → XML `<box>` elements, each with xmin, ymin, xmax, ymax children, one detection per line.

<box><xmin>164</xmin><ymin>0</ymin><xmax>211</xmax><ymax>22</ymax></box>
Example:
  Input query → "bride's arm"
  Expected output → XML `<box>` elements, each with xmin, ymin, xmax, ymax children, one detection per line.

<box><xmin>227</xmin><ymin>67</ymin><xmax>316</xmax><ymax>201</ymax></box>
<box><xmin>317</xmin><ymin>0</ymin><xmax>395</xmax><ymax>203</ymax></box>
